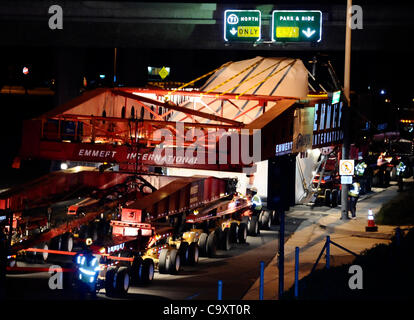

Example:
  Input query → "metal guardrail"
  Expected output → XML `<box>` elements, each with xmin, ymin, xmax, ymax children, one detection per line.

<box><xmin>294</xmin><ymin>236</ymin><xmax>359</xmax><ymax>299</ymax></box>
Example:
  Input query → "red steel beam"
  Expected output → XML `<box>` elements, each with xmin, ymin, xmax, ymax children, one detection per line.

<box><xmin>120</xmin><ymin>87</ymin><xmax>298</xmax><ymax>103</ymax></box>
<box><xmin>52</xmin><ymin>115</ymin><xmax>240</xmax><ymax>129</ymax></box>
<box><xmin>112</xmin><ymin>90</ymin><xmax>243</xmax><ymax>126</ymax></box>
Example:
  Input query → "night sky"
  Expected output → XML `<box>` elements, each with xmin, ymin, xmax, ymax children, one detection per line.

<box><xmin>0</xmin><ymin>0</ymin><xmax>413</xmax><ymax>174</ymax></box>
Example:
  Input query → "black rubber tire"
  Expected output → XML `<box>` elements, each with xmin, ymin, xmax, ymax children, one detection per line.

<box><xmin>178</xmin><ymin>241</ymin><xmax>190</xmax><ymax>265</ymax></box>
<box><xmin>324</xmin><ymin>189</ymin><xmax>331</xmax><ymax>207</ymax></box>
<box><xmin>372</xmin><ymin>175</ymin><xmax>379</xmax><ymax>187</ymax></box>
<box><xmin>198</xmin><ymin>233</ymin><xmax>208</xmax><ymax>257</ymax></box>
<box><xmin>114</xmin><ymin>267</ymin><xmax>130</xmax><ymax>296</ymax></box>
<box><xmin>220</xmin><ymin>228</ymin><xmax>231</xmax><ymax>251</ymax></box>
<box><xmin>331</xmin><ymin>189</ymin><xmax>338</xmax><ymax>208</ymax></box>
<box><xmin>61</xmin><ymin>233</ymin><xmax>74</xmax><ymax>252</ymax></box>
<box><xmin>158</xmin><ymin>248</ymin><xmax>169</xmax><ymax>274</ymax></box>
<box><xmin>168</xmin><ymin>249</ymin><xmax>180</xmax><ymax>275</ymax></box>
<box><xmin>338</xmin><ymin>189</ymin><xmax>342</xmax><ymax>205</ymax></box>
<box><xmin>270</xmin><ymin>210</ymin><xmax>279</xmax><ymax>225</ymax></box>
<box><xmin>138</xmin><ymin>258</ymin><xmax>154</xmax><ymax>285</ymax></box>
<box><xmin>229</xmin><ymin>222</ymin><xmax>238</xmax><ymax>243</ymax></box>
<box><xmin>130</xmin><ymin>256</ymin><xmax>143</xmax><ymax>284</ymax></box>
<box><xmin>78</xmin><ymin>225</ymin><xmax>89</xmax><ymax>239</ymax></box>
<box><xmin>88</xmin><ymin>224</ymin><xmax>98</xmax><ymax>242</ymax></box>
<box><xmin>50</xmin><ymin>236</ymin><xmax>62</xmax><ymax>250</ymax></box>
<box><xmin>260</xmin><ymin>211</ymin><xmax>271</xmax><ymax>230</ymax></box>
<box><xmin>258</xmin><ymin>211</ymin><xmax>264</xmax><ymax>228</ymax></box>
<box><xmin>104</xmin><ymin>266</ymin><xmax>117</xmax><ymax>297</ymax></box>
<box><xmin>237</xmin><ymin>222</ymin><xmax>247</xmax><ymax>244</ymax></box>
<box><xmin>206</xmin><ymin>232</ymin><xmax>217</xmax><ymax>258</ymax></box>
<box><xmin>40</xmin><ymin>243</ymin><xmax>49</xmax><ymax>263</ymax></box>
<box><xmin>248</xmin><ymin>216</ymin><xmax>260</xmax><ymax>236</ymax></box>
<box><xmin>188</xmin><ymin>242</ymin><xmax>199</xmax><ymax>265</ymax></box>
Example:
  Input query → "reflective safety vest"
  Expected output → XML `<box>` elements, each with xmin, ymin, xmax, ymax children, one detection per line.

<box><xmin>252</xmin><ymin>194</ymin><xmax>262</xmax><ymax>210</ymax></box>
<box><xmin>348</xmin><ymin>182</ymin><xmax>361</xmax><ymax>197</ymax></box>
<box><xmin>355</xmin><ymin>162</ymin><xmax>367</xmax><ymax>176</ymax></box>
<box><xmin>396</xmin><ymin>162</ymin><xmax>406</xmax><ymax>176</ymax></box>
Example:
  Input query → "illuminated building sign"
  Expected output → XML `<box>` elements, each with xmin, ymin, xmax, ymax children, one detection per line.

<box><xmin>224</xmin><ymin>10</ymin><xmax>261</xmax><ymax>42</ymax></box>
<box><xmin>271</xmin><ymin>10</ymin><xmax>322</xmax><ymax>42</ymax></box>
<box><xmin>275</xmin><ymin>141</ymin><xmax>293</xmax><ymax>156</ymax></box>
<box><xmin>313</xmin><ymin>102</ymin><xmax>343</xmax><ymax>148</ymax></box>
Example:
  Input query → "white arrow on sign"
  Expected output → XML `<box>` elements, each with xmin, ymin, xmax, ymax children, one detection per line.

<box><xmin>302</xmin><ymin>27</ymin><xmax>316</xmax><ymax>38</ymax></box>
<box><xmin>230</xmin><ymin>27</ymin><xmax>237</xmax><ymax>35</ymax></box>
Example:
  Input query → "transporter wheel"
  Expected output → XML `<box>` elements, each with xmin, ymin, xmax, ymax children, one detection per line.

<box><xmin>258</xmin><ymin>211</ymin><xmax>264</xmax><ymax>228</ymax></box>
<box><xmin>237</xmin><ymin>223</ymin><xmax>247</xmax><ymax>244</ymax></box>
<box><xmin>130</xmin><ymin>256</ymin><xmax>143</xmax><ymax>284</ymax></box>
<box><xmin>372</xmin><ymin>175</ymin><xmax>380</xmax><ymax>187</ymax></box>
<box><xmin>38</xmin><ymin>243</ymin><xmax>49</xmax><ymax>263</ymax></box>
<box><xmin>198</xmin><ymin>233</ymin><xmax>208</xmax><ymax>257</ymax></box>
<box><xmin>188</xmin><ymin>242</ymin><xmax>199</xmax><ymax>265</ymax></box>
<box><xmin>25</xmin><ymin>243</ymin><xmax>49</xmax><ymax>264</ymax></box>
<box><xmin>178</xmin><ymin>241</ymin><xmax>190</xmax><ymax>265</ymax></box>
<box><xmin>260</xmin><ymin>211</ymin><xmax>271</xmax><ymax>230</ymax></box>
<box><xmin>138</xmin><ymin>258</ymin><xmax>155</xmax><ymax>284</ymax></box>
<box><xmin>88</xmin><ymin>224</ymin><xmax>98</xmax><ymax>242</ymax></box>
<box><xmin>331</xmin><ymin>189</ymin><xmax>338</xmax><ymax>208</ymax></box>
<box><xmin>229</xmin><ymin>222</ymin><xmax>238</xmax><ymax>243</ymax></box>
<box><xmin>271</xmin><ymin>210</ymin><xmax>279</xmax><ymax>225</ymax></box>
<box><xmin>158</xmin><ymin>249</ymin><xmax>169</xmax><ymax>274</ymax></box>
<box><xmin>390</xmin><ymin>167</ymin><xmax>397</xmax><ymax>181</ymax></box>
<box><xmin>115</xmin><ymin>267</ymin><xmax>130</xmax><ymax>296</ymax></box>
<box><xmin>104</xmin><ymin>266</ymin><xmax>117</xmax><ymax>297</ymax></box>
<box><xmin>219</xmin><ymin>228</ymin><xmax>231</xmax><ymax>251</ymax></box>
<box><xmin>248</xmin><ymin>216</ymin><xmax>260</xmax><ymax>236</ymax></box>
<box><xmin>50</xmin><ymin>236</ymin><xmax>62</xmax><ymax>251</ymax></box>
<box><xmin>61</xmin><ymin>233</ymin><xmax>74</xmax><ymax>252</ymax></box>
<box><xmin>168</xmin><ymin>248</ymin><xmax>181</xmax><ymax>275</ymax></box>
<box><xmin>206</xmin><ymin>232</ymin><xmax>217</xmax><ymax>258</ymax></box>
<box><xmin>324</xmin><ymin>189</ymin><xmax>331</xmax><ymax>207</ymax></box>
<box><xmin>79</xmin><ymin>225</ymin><xmax>89</xmax><ymax>239</ymax></box>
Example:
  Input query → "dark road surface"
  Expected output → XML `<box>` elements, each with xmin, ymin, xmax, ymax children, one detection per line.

<box><xmin>5</xmin><ymin>215</ymin><xmax>306</xmax><ymax>300</ymax></box>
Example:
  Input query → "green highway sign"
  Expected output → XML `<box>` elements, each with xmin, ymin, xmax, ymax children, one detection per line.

<box><xmin>224</xmin><ymin>10</ymin><xmax>261</xmax><ymax>42</ymax></box>
<box><xmin>332</xmin><ymin>90</ymin><xmax>341</xmax><ymax>104</ymax></box>
<box><xmin>272</xmin><ymin>10</ymin><xmax>322</xmax><ymax>42</ymax></box>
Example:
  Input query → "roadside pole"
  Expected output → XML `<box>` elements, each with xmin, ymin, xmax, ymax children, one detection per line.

<box><xmin>341</xmin><ymin>0</ymin><xmax>352</xmax><ymax>219</ymax></box>
<box><xmin>278</xmin><ymin>209</ymin><xmax>285</xmax><ymax>298</ymax></box>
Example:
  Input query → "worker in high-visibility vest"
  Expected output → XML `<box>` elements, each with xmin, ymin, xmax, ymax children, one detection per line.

<box><xmin>348</xmin><ymin>181</ymin><xmax>361</xmax><ymax>219</ymax></box>
<box><xmin>248</xmin><ymin>187</ymin><xmax>262</xmax><ymax>213</ymax></box>
<box><xmin>355</xmin><ymin>161</ymin><xmax>367</xmax><ymax>176</ymax></box>
<box><xmin>396</xmin><ymin>161</ymin><xmax>406</xmax><ymax>192</ymax></box>
<box><xmin>0</xmin><ymin>227</ymin><xmax>6</xmax><ymax>299</ymax></box>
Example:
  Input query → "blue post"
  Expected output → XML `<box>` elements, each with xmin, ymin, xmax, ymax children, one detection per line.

<box><xmin>294</xmin><ymin>247</ymin><xmax>299</xmax><ymax>299</ymax></box>
<box><xmin>217</xmin><ymin>280</ymin><xmax>223</xmax><ymax>300</ymax></box>
<box><xmin>395</xmin><ymin>227</ymin><xmax>401</xmax><ymax>246</ymax></box>
<box><xmin>326</xmin><ymin>236</ymin><xmax>330</xmax><ymax>269</ymax></box>
<box><xmin>259</xmin><ymin>261</ymin><xmax>264</xmax><ymax>300</ymax></box>
<box><xmin>278</xmin><ymin>209</ymin><xmax>285</xmax><ymax>298</ymax></box>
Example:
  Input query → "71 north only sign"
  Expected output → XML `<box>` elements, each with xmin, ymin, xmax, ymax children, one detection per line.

<box><xmin>272</xmin><ymin>10</ymin><xmax>322</xmax><ymax>42</ymax></box>
<box><xmin>224</xmin><ymin>10</ymin><xmax>261</xmax><ymax>42</ymax></box>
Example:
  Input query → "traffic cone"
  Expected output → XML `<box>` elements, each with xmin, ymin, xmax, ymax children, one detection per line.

<box><xmin>365</xmin><ymin>209</ymin><xmax>378</xmax><ymax>232</ymax></box>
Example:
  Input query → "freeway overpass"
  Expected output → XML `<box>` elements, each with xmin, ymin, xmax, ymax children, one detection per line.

<box><xmin>0</xmin><ymin>1</ymin><xmax>413</xmax><ymax>52</ymax></box>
